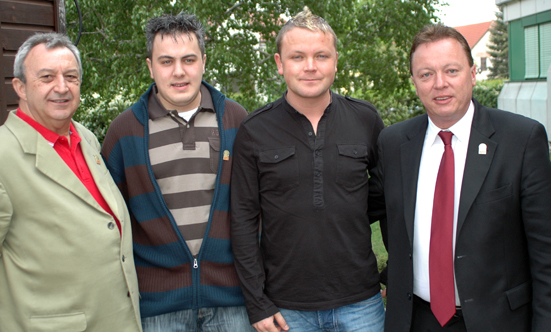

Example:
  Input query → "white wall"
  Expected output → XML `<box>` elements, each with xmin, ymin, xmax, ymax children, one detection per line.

<box><xmin>498</xmin><ymin>0</ymin><xmax>551</xmax><ymax>22</ymax></box>
<box><xmin>472</xmin><ymin>31</ymin><xmax>492</xmax><ymax>80</ymax></box>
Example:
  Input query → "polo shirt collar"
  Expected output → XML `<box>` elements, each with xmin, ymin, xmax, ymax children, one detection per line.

<box><xmin>148</xmin><ymin>83</ymin><xmax>215</xmax><ymax>120</ymax></box>
<box><xmin>16</xmin><ymin>108</ymin><xmax>80</xmax><ymax>147</ymax></box>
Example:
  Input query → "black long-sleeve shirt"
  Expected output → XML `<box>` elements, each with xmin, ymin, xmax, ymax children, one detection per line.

<box><xmin>230</xmin><ymin>92</ymin><xmax>385</xmax><ymax>324</ymax></box>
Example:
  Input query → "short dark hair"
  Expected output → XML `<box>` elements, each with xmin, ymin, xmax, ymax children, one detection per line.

<box><xmin>145</xmin><ymin>12</ymin><xmax>205</xmax><ymax>59</ymax></box>
<box><xmin>275</xmin><ymin>6</ymin><xmax>337</xmax><ymax>54</ymax></box>
<box><xmin>14</xmin><ymin>32</ymin><xmax>82</xmax><ymax>83</ymax></box>
<box><xmin>409</xmin><ymin>23</ymin><xmax>473</xmax><ymax>75</ymax></box>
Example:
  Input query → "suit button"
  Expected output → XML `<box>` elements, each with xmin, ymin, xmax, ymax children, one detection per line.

<box><xmin>127</xmin><ymin>291</ymin><xmax>130</xmax><ymax>297</ymax></box>
<box><xmin>409</xmin><ymin>253</ymin><xmax>412</xmax><ymax>259</ymax></box>
<box><xmin>108</xmin><ymin>222</ymin><xmax>115</xmax><ymax>230</ymax></box>
<box><xmin>122</xmin><ymin>255</ymin><xmax>126</xmax><ymax>262</ymax></box>
<box><xmin>407</xmin><ymin>293</ymin><xmax>412</xmax><ymax>300</ymax></box>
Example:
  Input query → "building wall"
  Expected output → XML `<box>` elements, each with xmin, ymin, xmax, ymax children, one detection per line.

<box><xmin>0</xmin><ymin>0</ymin><xmax>62</xmax><ymax>124</ymax></box>
<box><xmin>498</xmin><ymin>0</ymin><xmax>551</xmax><ymax>22</ymax></box>
<box><xmin>472</xmin><ymin>31</ymin><xmax>492</xmax><ymax>80</ymax></box>
<box><xmin>497</xmin><ymin>0</ymin><xmax>551</xmax><ymax>139</ymax></box>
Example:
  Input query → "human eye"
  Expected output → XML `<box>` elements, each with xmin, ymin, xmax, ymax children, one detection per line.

<box><xmin>65</xmin><ymin>75</ymin><xmax>78</xmax><ymax>82</ymax></box>
<box><xmin>40</xmin><ymin>75</ymin><xmax>54</xmax><ymax>82</ymax></box>
<box><xmin>184</xmin><ymin>58</ymin><xmax>195</xmax><ymax>64</ymax></box>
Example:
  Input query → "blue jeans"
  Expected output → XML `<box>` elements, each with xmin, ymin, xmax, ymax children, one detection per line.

<box><xmin>278</xmin><ymin>293</ymin><xmax>385</xmax><ymax>332</ymax></box>
<box><xmin>141</xmin><ymin>305</ymin><xmax>256</xmax><ymax>332</ymax></box>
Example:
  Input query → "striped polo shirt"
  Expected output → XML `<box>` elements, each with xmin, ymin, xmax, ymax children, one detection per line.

<box><xmin>148</xmin><ymin>85</ymin><xmax>219</xmax><ymax>256</ymax></box>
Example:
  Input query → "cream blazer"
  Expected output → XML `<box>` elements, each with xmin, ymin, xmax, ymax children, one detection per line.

<box><xmin>0</xmin><ymin>112</ymin><xmax>142</xmax><ymax>332</ymax></box>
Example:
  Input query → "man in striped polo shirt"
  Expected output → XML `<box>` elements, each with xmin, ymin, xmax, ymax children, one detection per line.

<box><xmin>101</xmin><ymin>13</ymin><xmax>254</xmax><ymax>332</ymax></box>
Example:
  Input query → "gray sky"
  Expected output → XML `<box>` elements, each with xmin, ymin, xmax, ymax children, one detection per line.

<box><xmin>436</xmin><ymin>0</ymin><xmax>499</xmax><ymax>27</ymax></box>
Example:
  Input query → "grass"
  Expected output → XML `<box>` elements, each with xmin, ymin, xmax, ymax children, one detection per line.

<box><xmin>371</xmin><ymin>221</ymin><xmax>388</xmax><ymax>273</ymax></box>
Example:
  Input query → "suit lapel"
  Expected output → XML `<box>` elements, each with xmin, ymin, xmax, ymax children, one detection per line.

<box><xmin>78</xmin><ymin>125</ymin><xmax>121</xmax><ymax>219</ymax></box>
<box><xmin>7</xmin><ymin>114</ymin><xmax>109</xmax><ymax>214</ymax></box>
<box><xmin>401</xmin><ymin>115</ymin><xmax>428</xmax><ymax>247</ymax></box>
<box><xmin>457</xmin><ymin>100</ymin><xmax>496</xmax><ymax>235</ymax></box>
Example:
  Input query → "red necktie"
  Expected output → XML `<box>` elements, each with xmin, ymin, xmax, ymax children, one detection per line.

<box><xmin>429</xmin><ymin>131</ymin><xmax>456</xmax><ymax>327</ymax></box>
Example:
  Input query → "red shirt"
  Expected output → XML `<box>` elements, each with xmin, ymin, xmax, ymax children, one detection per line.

<box><xmin>16</xmin><ymin>109</ymin><xmax>121</xmax><ymax>235</ymax></box>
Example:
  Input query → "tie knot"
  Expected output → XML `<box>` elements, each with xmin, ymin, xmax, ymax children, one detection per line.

<box><xmin>439</xmin><ymin>131</ymin><xmax>453</xmax><ymax>146</ymax></box>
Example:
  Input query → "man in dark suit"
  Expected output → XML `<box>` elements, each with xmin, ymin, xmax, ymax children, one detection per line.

<box><xmin>369</xmin><ymin>24</ymin><xmax>551</xmax><ymax>331</ymax></box>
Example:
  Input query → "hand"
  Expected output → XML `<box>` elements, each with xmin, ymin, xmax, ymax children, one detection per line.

<box><xmin>252</xmin><ymin>312</ymin><xmax>289</xmax><ymax>332</ymax></box>
<box><xmin>381</xmin><ymin>288</ymin><xmax>387</xmax><ymax>298</ymax></box>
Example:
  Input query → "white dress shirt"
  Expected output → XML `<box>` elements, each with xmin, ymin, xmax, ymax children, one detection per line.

<box><xmin>413</xmin><ymin>101</ymin><xmax>475</xmax><ymax>305</ymax></box>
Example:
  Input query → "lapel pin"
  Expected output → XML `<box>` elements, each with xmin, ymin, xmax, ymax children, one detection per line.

<box><xmin>223</xmin><ymin>150</ymin><xmax>230</xmax><ymax>161</ymax></box>
<box><xmin>94</xmin><ymin>155</ymin><xmax>101</xmax><ymax>165</ymax></box>
<box><xmin>478</xmin><ymin>143</ymin><xmax>487</xmax><ymax>155</ymax></box>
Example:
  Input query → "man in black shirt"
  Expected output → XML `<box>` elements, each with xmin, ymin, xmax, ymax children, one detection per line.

<box><xmin>231</xmin><ymin>7</ymin><xmax>385</xmax><ymax>332</ymax></box>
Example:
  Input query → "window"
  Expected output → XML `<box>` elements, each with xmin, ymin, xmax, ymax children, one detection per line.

<box><xmin>524</xmin><ymin>22</ymin><xmax>551</xmax><ymax>79</ymax></box>
<box><xmin>480</xmin><ymin>57</ymin><xmax>487</xmax><ymax>71</ymax></box>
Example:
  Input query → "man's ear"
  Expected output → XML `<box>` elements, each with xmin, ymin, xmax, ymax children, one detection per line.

<box><xmin>411</xmin><ymin>76</ymin><xmax>419</xmax><ymax>96</ymax></box>
<box><xmin>146</xmin><ymin>58</ymin><xmax>154</xmax><ymax>79</ymax></box>
<box><xmin>274</xmin><ymin>53</ymin><xmax>283</xmax><ymax>75</ymax></box>
<box><xmin>12</xmin><ymin>78</ymin><xmax>27</xmax><ymax>101</ymax></box>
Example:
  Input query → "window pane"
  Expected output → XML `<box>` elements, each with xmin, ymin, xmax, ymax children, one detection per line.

<box><xmin>539</xmin><ymin>22</ymin><xmax>551</xmax><ymax>78</ymax></box>
<box><xmin>525</xmin><ymin>26</ymin><xmax>539</xmax><ymax>79</ymax></box>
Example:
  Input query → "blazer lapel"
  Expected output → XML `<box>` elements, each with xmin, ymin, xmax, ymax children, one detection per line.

<box><xmin>457</xmin><ymin>100</ymin><xmax>496</xmax><ymax>235</ymax></box>
<box><xmin>78</xmin><ymin>126</ymin><xmax>121</xmax><ymax>219</ymax></box>
<box><xmin>8</xmin><ymin>114</ymin><xmax>108</xmax><ymax>213</ymax></box>
<box><xmin>401</xmin><ymin>115</ymin><xmax>428</xmax><ymax>247</ymax></box>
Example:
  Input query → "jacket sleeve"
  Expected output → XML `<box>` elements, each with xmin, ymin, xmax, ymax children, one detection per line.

<box><xmin>230</xmin><ymin>124</ymin><xmax>280</xmax><ymax>324</ymax></box>
<box><xmin>0</xmin><ymin>180</ymin><xmax>13</xmax><ymax>246</ymax></box>
<box><xmin>368</xmin><ymin>131</ymin><xmax>389</xmax><ymax>285</ymax></box>
<box><xmin>100</xmin><ymin>117</ymin><xmax>129</xmax><ymax>202</ymax></box>
<box><xmin>520</xmin><ymin>122</ymin><xmax>551</xmax><ymax>331</ymax></box>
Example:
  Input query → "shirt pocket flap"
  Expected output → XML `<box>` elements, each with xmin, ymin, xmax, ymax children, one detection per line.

<box><xmin>337</xmin><ymin>144</ymin><xmax>368</xmax><ymax>159</ymax></box>
<box><xmin>505</xmin><ymin>281</ymin><xmax>531</xmax><ymax>311</ymax></box>
<box><xmin>30</xmin><ymin>312</ymin><xmax>87</xmax><ymax>332</ymax></box>
<box><xmin>208</xmin><ymin>137</ymin><xmax>221</xmax><ymax>152</ymax></box>
<box><xmin>259</xmin><ymin>147</ymin><xmax>296</xmax><ymax>164</ymax></box>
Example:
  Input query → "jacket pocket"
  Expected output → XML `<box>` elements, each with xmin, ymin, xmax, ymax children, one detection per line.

<box><xmin>258</xmin><ymin>147</ymin><xmax>299</xmax><ymax>192</ymax></box>
<box><xmin>474</xmin><ymin>184</ymin><xmax>512</xmax><ymax>205</ymax></box>
<box><xmin>505</xmin><ymin>281</ymin><xmax>531</xmax><ymax>311</ymax></box>
<box><xmin>336</xmin><ymin>144</ymin><xmax>368</xmax><ymax>189</ymax></box>
<box><xmin>208</xmin><ymin>136</ymin><xmax>221</xmax><ymax>173</ymax></box>
<box><xmin>30</xmin><ymin>312</ymin><xmax>87</xmax><ymax>332</ymax></box>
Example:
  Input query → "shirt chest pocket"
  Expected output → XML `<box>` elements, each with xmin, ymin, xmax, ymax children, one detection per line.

<box><xmin>258</xmin><ymin>147</ymin><xmax>299</xmax><ymax>192</ymax></box>
<box><xmin>336</xmin><ymin>144</ymin><xmax>369</xmax><ymax>189</ymax></box>
<box><xmin>208</xmin><ymin>136</ymin><xmax>221</xmax><ymax>173</ymax></box>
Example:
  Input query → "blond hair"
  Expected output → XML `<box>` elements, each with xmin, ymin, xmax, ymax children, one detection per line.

<box><xmin>275</xmin><ymin>6</ymin><xmax>337</xmax><ymax>54</ymax></box>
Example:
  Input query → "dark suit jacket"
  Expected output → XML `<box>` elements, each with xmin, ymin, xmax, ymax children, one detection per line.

<box><xmin>369</xmin><ymin>99</ymin><xmax>551</xmax><ymax>331</ymax></box>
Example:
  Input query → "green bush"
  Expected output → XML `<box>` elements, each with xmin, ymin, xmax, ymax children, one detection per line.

<box><xmin>473</xmin><ymin>79</ymin><xmax>504</xmax><ymax>109</ymax></box>
<box><xmin>74</xmin><ymin>94</ymin><xmax>134</xmax><ymax>144</ymax></box>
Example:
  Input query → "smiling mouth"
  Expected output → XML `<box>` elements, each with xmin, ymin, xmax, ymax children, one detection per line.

<box><xmin>172</xmin><ymin>83</ymin><xmax>188</xmax><ymax>87</ymax></box>
<box><xmin>435</xmin><ymin>97</ymin><xmax>451</xmax><ymax>101</ymax></box>
<box><xmin>51</xmin><ymin>99</ymin><xmax>70</xmax><ymax>103</ymax></box>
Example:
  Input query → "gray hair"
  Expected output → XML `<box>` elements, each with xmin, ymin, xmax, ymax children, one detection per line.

<box><xmin>145</xmin><ymin>12</ymin><xmax>206</xmax><ymax>59</ymax></box>
<box><xmin>276</xmin><ymin>6</ymin><xmax>338</xmax><ymax>54</ymax></box>
<box><xmin>14</xmin><ymin>32</ymin><xmax>82</xmax><ymax>84</ymax></box>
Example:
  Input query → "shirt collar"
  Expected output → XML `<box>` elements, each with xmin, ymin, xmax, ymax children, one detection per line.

<box><xmin>282</xmin><ymin>90</ymin><xmax>334</xmax><ymax>116</ymax></box>
<box><xmin>148</xmin><ymin>83</ymin><xmax>215</xmax><ymax>120</ymax></box>
<box><xmin>426</xmin><ymin>100</ymin><xmax>475</xmax><ymax>147</ymax></box>
<box><xmin>16</xmin><ymin>108</ymin><xmax>80</xmax><ymax>147</ymax></box>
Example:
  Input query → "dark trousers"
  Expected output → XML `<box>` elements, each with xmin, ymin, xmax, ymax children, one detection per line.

<box><xmin>410</xmin><ymin>295</ymin><xmax>467</xmax><ymax>332</ymax></box>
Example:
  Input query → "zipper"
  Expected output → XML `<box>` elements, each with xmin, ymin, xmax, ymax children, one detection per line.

<box><xmin>193</xmin><ymin>258</ymin><xmax>198</xmax><ymax>269</ymax></box>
